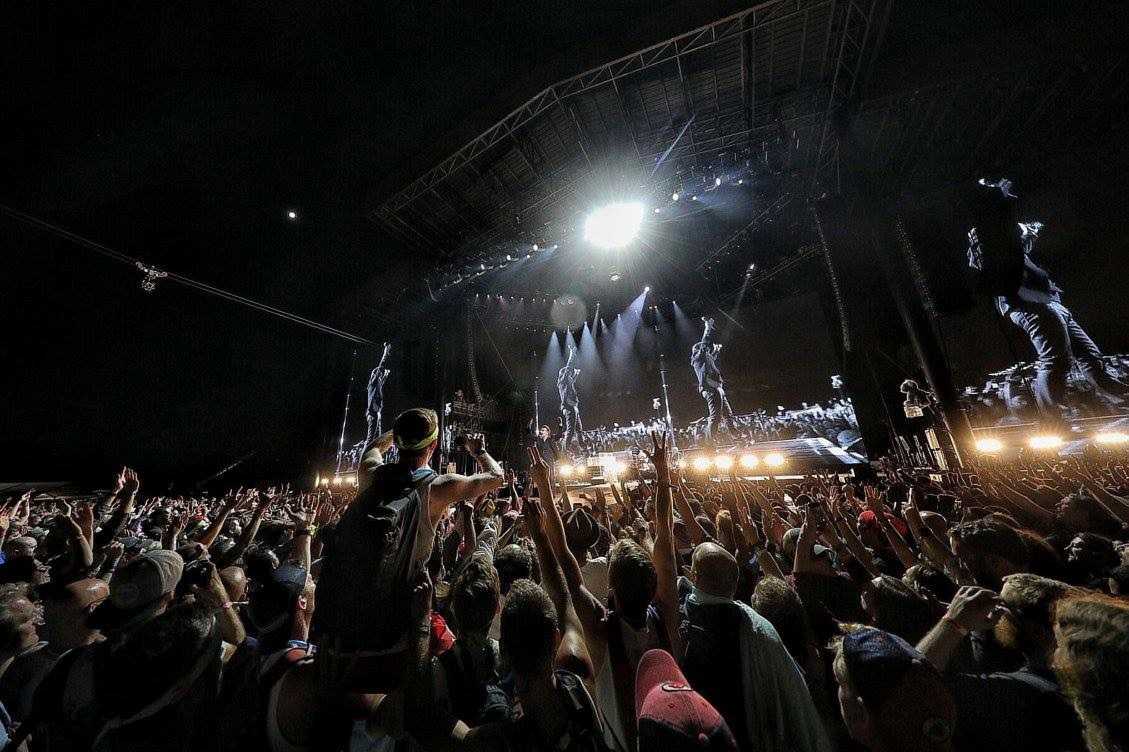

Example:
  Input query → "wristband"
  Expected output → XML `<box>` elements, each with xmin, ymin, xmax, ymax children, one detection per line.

<box><xmin>941</xmin><ymin>615</ymin><xmax>970</xmax><ymax>635</ymax></box>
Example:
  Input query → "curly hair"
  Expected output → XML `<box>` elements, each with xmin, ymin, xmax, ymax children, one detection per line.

<box><xmin>1053</xmin><ymin>595</ymin><xmax>1129</xmax><ymax>752</ymax></box>
<box><xmin>451</xmin><ymin>552</ymin><xmax>500</xmax><ymax>636</ymax></box>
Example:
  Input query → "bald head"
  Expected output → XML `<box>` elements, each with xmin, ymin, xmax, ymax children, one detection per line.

<box><xmin>39</xmin><ymin>577</ymin><xmax>109</xmax><ymax>650</ymax></box>
<box><xmin>690</xmin><ymin>542</ymin><xmax>739</xmax><ymax>599</ymax></box>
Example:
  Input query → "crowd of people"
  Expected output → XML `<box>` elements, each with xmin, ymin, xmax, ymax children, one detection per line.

<box><xmin>2</xmin><ymin>408</ymin><xmax>1129</xmax><ymax>752</ymax></box>
<box><xmin>574</xmin><ymin>398</ymin><xmax>862</xmax><ymax>456</ymax></box>
<box><xmin>959</xmin><ymin>354</ymin><xmax>1129</xmax><ymax>427</ymax></box>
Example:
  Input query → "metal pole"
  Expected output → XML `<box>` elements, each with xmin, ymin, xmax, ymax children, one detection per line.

<box><xmin>335</xmin><ymin>350</ymin><xmax>358</xmax><ymax>475</ymax></box>
<box><xmin>534</xmin><ymin>382</ymin><xmax>540</xmax><ymax>433</ymax></box>
<box><xmin>659</xmin><ymin>353</ymin><xmax>676</xmax><ymax>450</ymax></box>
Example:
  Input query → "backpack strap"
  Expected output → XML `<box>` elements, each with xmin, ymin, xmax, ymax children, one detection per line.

<box><xmin>604</xmin><ymin>612</ymin><xmax>637</xmax><ymax>752</ymax></box>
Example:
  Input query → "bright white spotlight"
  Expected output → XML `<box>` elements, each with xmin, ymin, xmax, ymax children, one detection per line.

<box><xmin>739</xmin><ymin>453</ymin><xmax>759</xmax><ymax>469</ymax></box>
<box><xmin>609</xmin><ymin>272</ymin><xmax>621</xmax><ymax>282</ymax></box>
<box><xmin>691</xmin><ymin>456</ymin><xmax>713</xmax><ymax>472</ymax></box>
<box><xmin>506</xmin><ymin>254</ymin><xmax>513</xmax><ymax>261</ymax></box>
<box><xmin>532</xmin><ymin>243</ymin><xmax>539</xmax><ymax>251</ymax></box>
<box><xmin>606</xmin><ymin>460</ymin><xmax>624</xmax><ymax>476</ymax></box>
<box><xmin>1094</xmin><ymin>431</ymin><xmax>1129</xmax><ymax>445</ymax></box>
<box><xmin>671</xmin><ymin>192</ymin><xmax>680</xmax><ymax>201</ymax></box>
<box><xmin>975</xmin><ymin>437</ymin><xmax>1004</xmax><ymax>454</ymax></box>
<box><xmin>1027</xmin><ymin>434</ymin><xmax>1063</xmax><ymax>450</ymax></box>
<box><xmin>714</xmin><ymin>455</ymin><xmax>734</xmax><ymax>471</ymax></box>
<box><xmin>644</xmin><ymin>286</ymin><xmax>651</xmax><ymax>292</ymax></box>
<box><xmin>286</xmin><ymin>210</ymin><xmax>298</xmax><ymax>220</ymax></box>
<box><xmin>763</xmin><ymin>453</ymin><xmax>785</xmax><ymax>468</ymax></box>
<box><xmin>558</xmin><ymin>464</ymin><xmax>574</xmax><ymax>477</ymax></box>
<box><xmin>714</xmin><ymin>177</ymin><xmax>722</xmax><ymax>186</ymax></box>
<box><xmin>584</xmin><ymin>202</ymin><xmax>645</xmax><ymax>249</ymax></box>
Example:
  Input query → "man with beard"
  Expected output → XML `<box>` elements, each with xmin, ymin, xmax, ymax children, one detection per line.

<box><xmin>916</xmin><ymin>578</ymin><xmax>1085</xmax><ymax>752</ymax></box>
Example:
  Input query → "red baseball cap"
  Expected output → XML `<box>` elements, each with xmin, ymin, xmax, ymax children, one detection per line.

<box><xmin>857</xmin><ymin>510</ymin><xmax>909</xmax><ymax>537</ymax></box>
<box><xmin>635</xmin><ymin>649</ymin><xmax>737</xmax><ymax>752</ymax></box>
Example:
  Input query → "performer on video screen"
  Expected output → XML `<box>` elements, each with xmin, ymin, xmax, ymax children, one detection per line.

<box><xmin>558</xmin><ymin>345</ymin><xmax>584</xmax><ymax>453</ymax></box>
<box><xmin>691</xmin><ymin>317</ymin><xmax>735</xmax><ymax>438</ymax></box>
<box><xmin>364</xmin><ymin>342</ymin><xmax>392</xmax><ymax>451</ymax></box>
<box><xmin>967</xmin><ymin>178</ymin><xmax>1128</xmax><ymax>420</ymax></box>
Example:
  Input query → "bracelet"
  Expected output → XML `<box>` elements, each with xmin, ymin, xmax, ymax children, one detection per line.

<box><xmin>941</xmin><ymin>615</ymin><xmax>969</xmax><ymax>635</ymax></box>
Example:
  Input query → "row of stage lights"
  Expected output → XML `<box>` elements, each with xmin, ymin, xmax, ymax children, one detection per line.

<box><xmin>557</xmin><ymin>451</ymin><xmax>785</xmax><ymax>478</ymax></box>
<box><xmin>974</xmin><ymin>431</ymin><xmax>1129</xmax><ymax>453</ymax></box>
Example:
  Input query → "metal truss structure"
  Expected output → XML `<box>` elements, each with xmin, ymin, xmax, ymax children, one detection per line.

<box><xmin>372</xmin><ymin>0</ymin><xmax>886</xmax><ymax>260</ymax></box>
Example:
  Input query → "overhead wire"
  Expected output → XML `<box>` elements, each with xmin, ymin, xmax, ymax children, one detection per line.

<box><xmin>1</xmin><ymin>203</ymin><xmax>377</xmax><ymax>347</ymax></box>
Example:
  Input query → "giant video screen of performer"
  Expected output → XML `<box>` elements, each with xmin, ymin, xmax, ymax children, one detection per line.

<box><xmin>534</xmin><ymin>290</ymin><xmax>866</xmax><ymax>465</ymax></box>
<box><xmin>905</xmin><ymin>176</ymin><xmax>1129</xmax><ymax>435</ymax></box>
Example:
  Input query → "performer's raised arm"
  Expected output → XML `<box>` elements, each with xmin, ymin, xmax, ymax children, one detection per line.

<box><xmin>699</xmin><ymin>316</ymin><xmax>716</xmax><ymax>347</ymax></box>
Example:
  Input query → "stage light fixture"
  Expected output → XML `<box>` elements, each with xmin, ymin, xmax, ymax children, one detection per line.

<box><xmin>506</xmin><ymin>254</ymin><xmax>512</xmax><ymax>261</ymax></box>
<box><xmin>583</xmin><ymin>202</ymin><xmax>645</xmax><ymax>249</ymax></box>
<box><xmin>672</xmin><ymin>192</ymin><xmax>680</xmax><ymax>201</ymax></box>
<box><xmin>558</xmin><ymin>464</ymin><xmax>575</xmax><ymax>477</ymax></box>
<box><xmin>975</xmin><ymin>437</ymin><xmax>1004</xmax><ymax>454</ymax></box>
<box><xmin>691</xmin><ymin>456</ymin><xmax>713</xmax><ymax>472</ymax></box>
<box><xmin>532</xmin><ymin>243</ymin><xmax>539</xmax><ymax>251</ymax></box>
<box><xmin>739</xmin><ymin>453</ymin><xmax>759</xmax><ymax>469</ymax></box>
<box><xmin>737</xmin><ymin>178</ymin><xmax>744</xmax><ymax>185</ymax></box>
<box><xmin>714</xmin><ymin>455</ymin><xmax>734</xmax><ymax>471</ymax></box>
<box><xmin>1027</xmin><ymin>434</ymin><xmax>1063</xmax><ymax>450</ymax></box>
<box><xmin>714</xmin><ymin>177</ymin><xmax>722</xmax><ymax>186</ymax></box>
<box><xmin>763</xmin><ymin>453</ymin><xmax>785</xmax><ymax>468</ymax></box>
<box><xmin>644</xmin><ymin>286</ymin><xmax>651</xmax><ymax>292</ymax></box>
<box><xmin>653</xmin><ymin>207</ymin><xmax>661</xmax><ymax>213</ymax></box>
<box><xmin>286</xmin><ymin>210</ymin><xmax>298</xmax><ymax>220</ymax></box>
<box><xmin>1094</xmin><ymin>431</ymin><xmax>1129</xmax><ymax>445</ymax></box>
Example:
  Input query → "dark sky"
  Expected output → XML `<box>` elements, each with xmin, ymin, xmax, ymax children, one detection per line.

<box><xmin>3</xmin><ymin>1</ymin><xmax>1128</xmax><ymax>486</ymax></box>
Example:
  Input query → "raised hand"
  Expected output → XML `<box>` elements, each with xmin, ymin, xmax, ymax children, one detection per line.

<box><xmin>642</xmin><ymin>431</ymin><xmax>670</xmax><ymax>481</ymax></box>
<box><xmin>527</xmin><ymin>445</ymin><xmax>553</xmax><ymax>492</ymax></box>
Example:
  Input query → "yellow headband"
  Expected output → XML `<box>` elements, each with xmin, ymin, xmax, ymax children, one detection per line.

<box><xmin>395</xmin><ymin>426</ymin><xmax>439</xmax><ymax>451</ymax></box>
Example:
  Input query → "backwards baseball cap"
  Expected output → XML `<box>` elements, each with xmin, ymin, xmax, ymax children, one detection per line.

<box><xmin>248</xmin><ymin>563</ymin><xmax>308</xmax><ymax>635</ymax></box>
<box><xmin>393</xmin><ymin>408</ymin><xmax>439</xmax><ymax>452</ymax></box>
<box><xmin>841</xmin><ymin>628</ymin><xmax>955</xmax><ymax>744</ymax></box>
<box><xmin>89</xmin><ymin>549</ymin><xmax>184</xmax><ymax>631</ymax></box>
<box><xmin>635</xmin><ymin>649</ymin><xmax>737</xmax><ymax>752</ymax></box>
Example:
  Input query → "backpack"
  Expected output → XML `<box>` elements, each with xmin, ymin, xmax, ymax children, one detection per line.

<box><xmin>312</xmin><ymin>463</ymin><xmax>436</xmax><ymax>651</ymax></box>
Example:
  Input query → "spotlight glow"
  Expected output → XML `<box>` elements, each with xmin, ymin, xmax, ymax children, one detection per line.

<box><xmin>714</xmin><ymin>455</ymin><xmax>734</xmax><ymax>471</ymax></box>
<box><xmin>1027</xmin><ymin>434</ymin><xmax>1063</xmax><ymax>450</ymax></box>
<box><xmin>975</xmin><ymin>437</ymin><xmax>1004</xmax><ymax>454</ymax></box>
<box><xmin>677</xmin><ymin>458</ymin><xmax>689</xmax><ymax>470</ymax></box>
<box><xmin>671</xmin><ymin>192</ymin><xmax>679</xmax><ymax>201</ymax></box>
<box><xmin>714</xmin><ymin>177</ymin><xmax>722</xmax><ymax>186</ymax></box>
<box><xmin>286</xmin><ymin>210</ymin><xmax>298</xmax><ymax>220</ymax></box>
<box><xmin>606</xmin><ymin>459</ymin><xmax>624</xmax><ymax>476</ymax></box>
<box><xmin>644</xmin><ymin>286</ymin><xmax>651</xmax><ymax>293</ymax></box>
<box><xmin>691</xmin><ymin>456</ymin><xmax>713</xmax><ymax>472</ymax></box>
<box><xmin>763</xmin><ymin>453</ymin><xmax>785</xmax><ymax>468</ymax></box>
<box><xmin>558</xmin><ymin>463</ymin><xmax>575</xmax><ymax>477</ymax></box>
<box><xmin>1094</xmin><ymin>431</ymin><xmax>1129</xmax><ymax>445</ymax></box>
<box><xmin>739</xmin><ymin>453</ymin><xmax>759</xmax><ymax>469</ymax></box>
<box><xmin>583</xmin><ymin>202</ymin><xmax>645</xmax><ymax>249</ymax></box>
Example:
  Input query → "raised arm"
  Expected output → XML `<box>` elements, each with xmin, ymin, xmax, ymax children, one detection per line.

<box><xmin>524</xmin><ymin>497</ymin><xmax>594</xmax><ymax>679</ymax></box>
<box><xmin>94</xmin><ymin>467</ymin><xmax>140</xmax><ymax>549</ymax></box>
<box><xmin>427</xmin><ymin>434</ymin><xmax>505</xmax><ymax>523</ymax></box>
<box><xmin>645</xmin><ymin>432</ymin><xmax>683</xmax><ymax>656</ymax></box>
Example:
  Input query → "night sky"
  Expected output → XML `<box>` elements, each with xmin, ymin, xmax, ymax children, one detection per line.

<box><xmin>3</xmin><ymin>2</ymin><xmax>1128</xmax><ymax>486</ymax></box>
